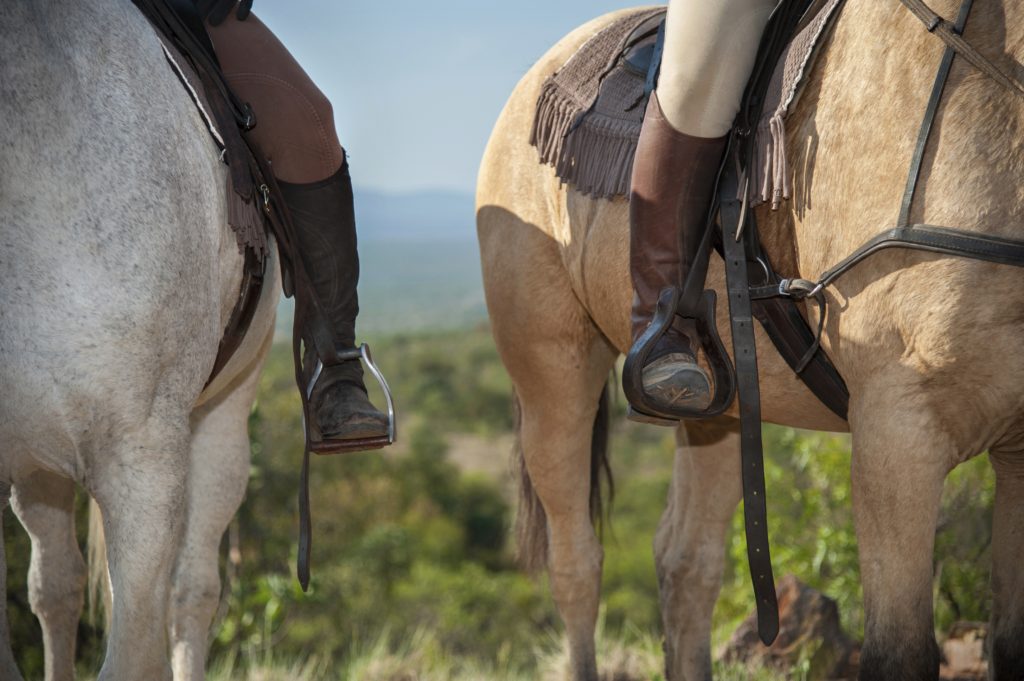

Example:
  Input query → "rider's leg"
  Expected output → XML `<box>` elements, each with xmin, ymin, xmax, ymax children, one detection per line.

<box><xmin>206</xmin><ymin>12</ymin><xmax>388</xmax><ymax>443</ymax></box>
<box><xmin>628</xmin><ymin>0</ymin><xmax>777</xmax><ymax>412</ymax></box>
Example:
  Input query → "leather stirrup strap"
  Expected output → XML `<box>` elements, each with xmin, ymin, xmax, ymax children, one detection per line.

<box><xmin>721</xmin><ymin>168</ymin><xmax>779</xmax><ymax>646</ymax></box>
<box><xmin>297</xmin><ymin>446</ymin><xmax>312</xmax><ymax>591</ymax></box>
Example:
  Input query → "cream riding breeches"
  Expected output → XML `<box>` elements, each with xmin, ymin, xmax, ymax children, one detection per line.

<box><xmin>658</xmin><ymin>0</ymin><xmax>780</xmax><ymax>137</ymax></box>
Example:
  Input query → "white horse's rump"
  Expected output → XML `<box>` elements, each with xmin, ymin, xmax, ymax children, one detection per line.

<box><xmin>0</xmin><ymin>1</ymin><xmax>279</xmax><ymax>679</ymax></box>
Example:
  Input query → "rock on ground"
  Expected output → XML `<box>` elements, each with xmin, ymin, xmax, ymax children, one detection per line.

<box><xmin>718</xmin><ymin>575</ymin><xmax>855</xmax><ymax>681</ymax></box>
<box><xmin>718</xmin><ymin>577</ymin><xmax>990</xmax><ymax>681</ymax></box>
<box><xmin>940</xmin><ymin>621</ymin><xmax>987</xmax><ymax>681</ymax></box>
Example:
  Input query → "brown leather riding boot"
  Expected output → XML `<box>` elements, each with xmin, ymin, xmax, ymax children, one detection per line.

<box><xmin>629</xmin><ymin>93</ymin><xmax>727</xmax><ymax>412</ymax></box>
<box><xmin>277</xmin><ymin>160</ymin><xmax>389</xmax><ymax>446</ymax></box>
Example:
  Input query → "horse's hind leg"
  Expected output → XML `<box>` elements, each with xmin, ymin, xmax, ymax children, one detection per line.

<box><xmin>988</xmin><ymin>447</ymin><xmax>1024</xmax><ymax>680</ymax></box>
<box><xmin>0</xmin><ymin>481</ymin><xmax>26</xmax><ymax>681</ymax></box>
<box><xmin>10</xmin><ymin>469</ymin><xmax>85</xmax><ymax>681</ymax></box>
<box><xmin>849</xmin><ymin>394</ymin><xmax>951</xmax><ymax>680</ymax></box>
<box><xmin>91</xmin><ymin>416</ymin><xmax>190</xmax><ymax>681</ymax></box>
<box><xmin>514</xmin><ymin>338</ymin><xmax>615</xmax><ymax>681</ymax></box>
<box><xmin>654</xmin><ymin>419</ymin><xmax>741</xmax><ymax>681</ymax></box>
<box><xmin>170</xmin><ymin>339</ymin><xmax>269</xmax><ymax>681</ymax></box>
<box><xmin>484</xmin><ymin>226</ymin><xmax>616</xmax><ymax>680</ymax></box>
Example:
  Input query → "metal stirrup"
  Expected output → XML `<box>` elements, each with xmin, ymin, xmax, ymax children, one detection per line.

<box><xmin>304</xmin><ymin>343</ymin><xmax>397</xmax><ymax>447</ymax></box>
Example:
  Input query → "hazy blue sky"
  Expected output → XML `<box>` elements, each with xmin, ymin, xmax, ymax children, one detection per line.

<box><xmin>256</xmin><ymin>1</ymin><xmax>631</xmax><ymax>194</ymax></box>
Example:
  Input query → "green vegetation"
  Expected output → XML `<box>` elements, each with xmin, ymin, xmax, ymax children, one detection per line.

<box><xmin>4</xmin><ymin>326</ymin><xmax>995</xmax><ymax>679</ymax></box>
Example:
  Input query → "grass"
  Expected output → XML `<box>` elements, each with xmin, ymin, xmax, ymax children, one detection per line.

<box><xmin>201</xmin><ymin>623</ymin><xmax>792</xmax><ymax>681</ymax></box>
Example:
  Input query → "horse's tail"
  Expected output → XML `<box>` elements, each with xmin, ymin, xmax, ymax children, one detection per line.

<box><xmin>86</xmin><ymin>498</ymin><xmax>112</xmax><ymax>632</ymax></box>
<box><xmin>514</xmin><ymin>382</ymin><xmax>613</xmax><ymax>574</ymax></box>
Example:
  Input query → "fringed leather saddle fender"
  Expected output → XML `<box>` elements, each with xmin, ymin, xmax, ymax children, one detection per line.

<box><xmin>625</xmin><ymin>0</ymin><xmax>1024</xmax><ymax>646</ymax></box>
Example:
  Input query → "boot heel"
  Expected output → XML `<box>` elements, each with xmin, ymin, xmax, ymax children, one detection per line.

<box><xmin>626</xmin><ymin>405</ymin><xmax>680</xmax><ymax>427</ymax></box>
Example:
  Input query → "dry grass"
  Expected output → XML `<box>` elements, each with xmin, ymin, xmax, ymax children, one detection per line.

<box><xmin>201</xmin><ymin>626</ymin><xmax>791</xmax><ymax>681</ymax></box>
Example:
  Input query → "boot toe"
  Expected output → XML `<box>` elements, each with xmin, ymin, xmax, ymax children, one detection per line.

<box><xmin>320</xmin><ymin>410</ymin><xmax>389</xmax><ymax>441</ymax></box>
<box><xmin>313</xmin><ymin>382</ymin><xmax>389</xmax><ymax>442</ymax></box>
<box><xmin>641</xmin><ymin>353</ymin><xmax>713</xmax><ymax>411</ymax></box>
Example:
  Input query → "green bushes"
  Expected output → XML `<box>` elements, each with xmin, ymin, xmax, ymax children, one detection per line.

<box><xmin>1</xmin><ymin>326</ymin><xmax>999</xmax><ymax>678</ymax></box>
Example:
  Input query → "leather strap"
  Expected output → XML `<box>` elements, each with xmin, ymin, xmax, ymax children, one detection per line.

<box><xmin>134</xmin><ymin>0</ymin><xmax>255</xmax><ymax>129</ymax></box>
<box><xmin>817</xmin><ymin>224</ymin><xmax>1024</xmax><ymax>288</ymax></box>
<box><xmin>297</xmin><ymin>446</ymin><xmax>312</xmax><ymax>590</ymax></box>
<box><xmin>644</xmin><ymin>19</ymin><xmax>666</xmax><ymax>99</ymax></box>
<box><xmin>166</xmin><ymin>0</ymin><xmax>219</xmax><ymax>65</ymax></box>
<box><xmin>898</xmin><ymin>0</ymin><xmax>1024</xmax><ymax>102</ymax></box>
<box><xmin>712</xmin><ymin>0</ymin><xmax>822</xmax><ymax>647</ymax></box>
<box><xmin>898</xmin><ymin>0</ymin><xmax>974</xmax><ymax>227</ymax></box>
<box><xmin>204</xmin><ymin>242</ymin><xmax>266</xmax><ymax>388</ymax></box>
<box><xmin>721</xmin><ymin>169</ymin><xmax>779</xmax><ymax>646</ymax></box>
<box><xmin>750</xmin><ymin>296</ymin><xmax>848</xmax><ymax>419</ymax></box>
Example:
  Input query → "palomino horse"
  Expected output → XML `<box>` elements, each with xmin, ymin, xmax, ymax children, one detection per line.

<box><xmin>0</xmin><ymin>1</ymin><xmax>279</xmax><ymax>678</ymax></box>
<box><xmin>477</xmin><ymin>3</ymin><xmax>1024</xmax><ymax>679</ymax></box>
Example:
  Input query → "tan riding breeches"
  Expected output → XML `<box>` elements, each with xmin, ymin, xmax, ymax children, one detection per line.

<box><xmin>206</xmin><ymin>13</ymin><xmax>345</xmax><ymax>184</ymax></box>
<box><xmin>658</xmin><ymin>0</ymin><xmax>779</xmax><ymax>137</ymax></box>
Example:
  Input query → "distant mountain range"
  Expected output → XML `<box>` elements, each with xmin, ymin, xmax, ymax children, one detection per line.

<box><xmin>354</xmin><ymin>188</ymin><xmax>477</xmax><ymax>243</ymax></box>
<box><xmin>275</xmin><ymin>188</ymin><xmax>488</xmax><ymax>338</ymax></box>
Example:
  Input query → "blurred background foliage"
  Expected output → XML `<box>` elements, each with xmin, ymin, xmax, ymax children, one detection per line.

<box><xmin>4</xmin><ymin>326</ymin><xmax>995</xmax><ymax>679</ymax></box>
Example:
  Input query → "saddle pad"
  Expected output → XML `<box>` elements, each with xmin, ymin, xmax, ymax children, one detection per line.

<box><xmin>531</xmin><ymin>2</ymin><xmax>844</xmax><ymax>205</ymax></box>
<box><xmin>752</xmin><ymin>0</ymin><xmax>843</xmax><ymax>208</ymax></box>
<box><xmin>530</xmin><ymin>8</ymin><xmax>664</xmax><ymax>199</ymax></box>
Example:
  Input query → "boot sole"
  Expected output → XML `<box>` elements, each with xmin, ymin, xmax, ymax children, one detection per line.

<box><xmin>641</xmin><ymin>358</ymin><xmax>713</xmax><ymax>412</ymax></box>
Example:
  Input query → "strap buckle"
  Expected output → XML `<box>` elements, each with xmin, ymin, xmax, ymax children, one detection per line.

<box><xmin>779</xmin><ymin>277</ymin><xmax>824</xmax><ymax>299</ymax></box>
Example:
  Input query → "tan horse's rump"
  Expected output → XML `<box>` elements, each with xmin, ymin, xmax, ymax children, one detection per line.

<box><xmin>478</xmin><ymin>2</ymin><xmax>1024</xmax><ymax>679</ymax></box>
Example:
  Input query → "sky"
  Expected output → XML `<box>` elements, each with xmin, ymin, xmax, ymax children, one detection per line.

<box><xmin>256</xmin><ymin>1</ymin><xmax>631</xmax><ymax>194</ymax></box>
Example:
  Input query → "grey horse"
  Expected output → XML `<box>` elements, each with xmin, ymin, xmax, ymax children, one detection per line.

<box><xmin>1</xmin><ymin>1</ymin><xmax>279</xmax><ymax>678</ymax></box>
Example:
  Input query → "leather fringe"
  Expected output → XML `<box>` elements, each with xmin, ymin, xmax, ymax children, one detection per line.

<box><xmin>529</xmin><ymin>79</ymin><xmax>578</xmax><ymax>168</ymax></box>
<box><xmin>530</xmin><ymin>79</ymin><xmax>639</xmax><ymax>200</ymax></box>
<box><xmin>558</xmin><ymin>115</ymin><xmax>638</xmax><ymax>199</ymax></box>
<box><xmin>753</xmin><ymin>114</ymin><xmax>791</xmax><ymax>209</ymax></box>
<box><xmin>227</xmin><ymin>172</ymin><xmax>268</xmax><ymax>260</ymax></box>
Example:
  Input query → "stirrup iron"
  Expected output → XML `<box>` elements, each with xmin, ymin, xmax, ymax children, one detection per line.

<box><xmin>304</xmin><ymin>343</ymin><xmax>397</xmax><ymax>454</ymax></box>
<box><xmin>623</xmin><ymin>288</ymin><xmax>737</xmax><ymax>424</ymax></box>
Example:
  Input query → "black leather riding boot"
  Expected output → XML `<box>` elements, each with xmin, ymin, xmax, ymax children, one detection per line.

<box><xmin>628</xmin><ymin>93</ymin><xmax>727</xmax><ymax>413</ymax></box>
<box><xmin>277</xmin><ymin>160</ymin><xmax>389</xmax><ymax>445</ymax></box>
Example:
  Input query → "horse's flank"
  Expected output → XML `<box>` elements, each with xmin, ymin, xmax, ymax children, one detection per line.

<box><xmin>0</xmin><ymin>0</ymin><xmax>276</xmax><ymax>479</ymax></box>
